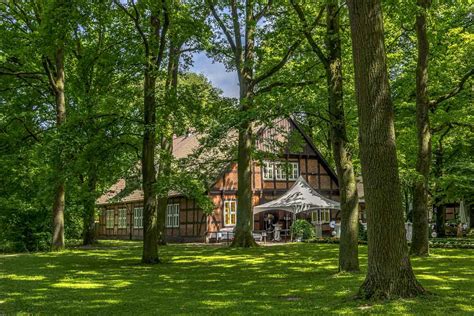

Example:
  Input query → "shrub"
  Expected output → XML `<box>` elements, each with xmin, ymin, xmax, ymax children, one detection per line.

<box><xmin>291</xmin><ymin>219</ymin><xmax>315</xmax><ymax>241</ymax></box>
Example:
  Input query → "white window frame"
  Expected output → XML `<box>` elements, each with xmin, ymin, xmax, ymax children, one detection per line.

<box><xmin>106</xmin><ymin>209</ymin><xmax>115</xmax><ymax>229</ymax></box>
<box><xmin>274</xmin><ymin>162</ymin><xmax>284</xmax><ymax>180</ymax></box>
<box><xmin>118</xmin><ymin>208</ymin><xmax>127</xmax><ymax>228</ymax></box>
<box><xmin>223</xmin><ymin>200</ymin><xmax>237</xmax><ymax>226</ymax></box>
<box><xmin>262</xmin><ymin>161</ymin><xmax>274</xmax><ymax>180</ymax></box>
<box><xmin>166</xmin><ymin>204</ymin><xmax>180</xmax><ymax>228</ymax></box>
<box><xmin>288</xmin><ymin>162</ymin><xmax>299</xmax><ymax>180</ymax></box>
<box><xmin>311</xmin><ymin>209</ymin><xmax>331</xmax><ymax>224</ymax></box>
<box><xmin>133</xmin><ymin>207</ymin><xmax>143</xmax><ymax>229</ymax></box>
<box><xmin>266</xmin><ymin>161</ymin><xmax>299</xmax><ymax>181</ymax></box>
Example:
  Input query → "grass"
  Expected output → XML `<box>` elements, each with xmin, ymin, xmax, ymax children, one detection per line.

<box><xmin>1</xmin><ymin>241</ymin><xmax>473</xmax><ymax>315</ymax></box>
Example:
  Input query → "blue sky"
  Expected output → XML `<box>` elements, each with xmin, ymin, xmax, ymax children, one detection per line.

<box><xmin>191</xmin><ymin>52</ymin><xmax>239</xmax><ymax>98</ymax></box>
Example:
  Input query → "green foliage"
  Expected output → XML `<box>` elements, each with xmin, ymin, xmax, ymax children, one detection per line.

<box><xmin>358</xmin><ymin>223</ymin><xmax>368</xmax><ymax>242</ymax></box>
<box><xmin>291</xmin><ymin>219</ymin><xmax>315</xmax><ymax>240</ymax></box>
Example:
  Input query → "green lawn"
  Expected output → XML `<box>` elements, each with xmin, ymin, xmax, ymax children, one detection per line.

<box><xmin>1</xmin><ymin>241</ymin><xmax>473</xmax><ymax>315</ymax></box>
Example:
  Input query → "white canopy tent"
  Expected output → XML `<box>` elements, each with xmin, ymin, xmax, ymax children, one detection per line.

<box><xmin>254</xmin><ymin>176</ymin><xmax>340</xmax><ymax>215</ymax></box>
<box><xmin>254</xmin><ymin>176</ymin><xmax>340</xmax><ymax>239</ymax></box>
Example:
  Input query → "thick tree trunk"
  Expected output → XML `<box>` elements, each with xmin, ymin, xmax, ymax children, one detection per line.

<box><xmin>82</xmin><ymin>166</ymin><xmax>98</xmax><ymax>246</ymax></box>
<box><xmin>347</xmin><ymin>0</ymin><xmax>425</xmax><ymax>298</ymax></box>
<box><xmin>411</xmin><ymin>0</ymin><xmax>431</xmax><ymax>257</ymax></box>
<box><xmin>231</xmin><ymin>98</ymin><xmax>257</xmax><ymax>247</ymax></box>
<box><xmin>142</xmin><ymin>68</ymin><xmax>159</xmax><ymax>264</ymax></box>
<box><xmin>51</xmin><ymin>47</ymin><xmax>66</xmax><ymax>251</ymax></box>
<box><xmin>231</xmin><ymin>115</ymin><xmax>257</xmax><ymax>247</ymax></box>
<box><xmin>231</xmin><ymin>76</ymin><xmax>257</xmax><ymax>247</ymax></box>
<box><xmin>325</xmin><ymin>0</ymin><xmax>359</xmax><ymax>272</ymax></box>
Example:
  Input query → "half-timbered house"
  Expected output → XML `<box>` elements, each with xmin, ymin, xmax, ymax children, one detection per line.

<box><xmin>96</xmin><ymin>117</ymin><xmax>363</xmax><ymax>242</ymax></box>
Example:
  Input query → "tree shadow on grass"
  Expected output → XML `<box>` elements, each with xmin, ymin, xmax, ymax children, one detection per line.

<box><xmin>1</xmin><ymin>243</ymin><xmax>473</xmax><ymax>314</ymax></box>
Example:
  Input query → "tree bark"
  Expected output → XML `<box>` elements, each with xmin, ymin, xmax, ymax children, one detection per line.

<box><xmin>231</xmin><ymin>108</ymin><xmax>257</xmax><ymax>247</ymax></box>
<box><xmin>142</xmin><ymin>66</ymin><xmax>159</xmax><ymax>263</ymax></box>
<box><xmin>82</xmin><ymin>165</ymin><xmax>98</xmax><ymax>246</ymax></box>
<box><xmin>325</xmin><ymin>0</ymin><xmax>359</xmax><ymax>272</ymax></box>
<box><xmin>347</xmin><ymin>0</ymin><xmax>425</xmax><ymax>299</ymax></box>
<box><xmin>156</xmin><ymin>133</ymin><xmax>172</xmax><ymax>245</ymax></box>
<box><xmin>51</xmin><ymin>47</ymin><xmax>66</xmax><ymax>251</ymax></box>
<box><xmin>433</xmin><ymin>139</ymin><xmax>445</xmax><ymax>237</ymax></box>
<box><xmin>411</xmin><ymin>0</ymin><xmax>431</xmax><ymax>257</ymax></box>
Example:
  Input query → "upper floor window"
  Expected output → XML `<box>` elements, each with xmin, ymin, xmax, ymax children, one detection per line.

<box><xmin>166</xmin><ymin>204</ymin><xmax>180</xmax><ymax>228</ymax></box>
<box><xmin>118</xmin><ymin>208</ymin><xmax>127</xmax><ymax>228</ymax></box>
<box><xmin>262</xmin><ymin>161</ymin><xmax>299</xmax><ymax>181</ymax></box>
<box><xmin>106</xmin><ymin>209</ymin><xmax>115</xmax><ymax>229</ymax></box>
<box><xmin>223</xmin><ymin>200</ymin><xmax>237</xmax><ymax>226</ymax></box>
<box><xmin>262</xmin><ymin>161</ymin><xmax>274</xmax><ymax>180</ymax></box>
<box><xmin>134</xmin><ymin>207</ymin><xmax>143</xmax><ymax>228</ymax></box>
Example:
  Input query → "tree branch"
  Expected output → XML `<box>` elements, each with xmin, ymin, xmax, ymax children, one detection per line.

<box><xmin>153</xmin><ymin>0</ymin><xmax>170</xmax><ymax>67</ymax></box>
<box><xmin>41</xmin><ymin>56</ymin><xmax>57</xmax><ymax>92</ymax></box>
<box><xmin>253</xmin><ymin>38</ymin><xmax>303</xmax><ymax>86</ymax></box>
<box><xmin>290</xmin><ymin>1</ymin><xmax>328</xmax><ymax>67</ymax></box>
<box><xmin>255</xmin><ymin>80</ymin><xmax>317</xmax><ymax>95</ymax></box>
<box><xmin>206</xmin><ymin>0</ymin><xmax>238</xmax><ymax>56</ymax></box>
<box><xmin>430</xmin><ymin>68</ymin><xmax>474</xmax><ymax>108</ymax></box>
<box><xmin>254</xmin><ymin>0</ymin><xmax>273</xmax><ymax>22</ymax></box>
<box><xmin>114</xmin><ymin>0</ymin><xmax>149</xmax><ymax>56</ymax></box>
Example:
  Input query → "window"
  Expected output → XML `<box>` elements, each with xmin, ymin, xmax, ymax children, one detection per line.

<box><xmin>133</xmin><ymin>207</ymin><xmax>143</xmax><ymax>228</ymax></box>
<box><xmin>262</xmin><ymin>161</ymin><xmax>274</xmax><ymax>180</ymax></box>
<box><xmin>166</xmin><ymin>204</ymin><xmax>180</xmax><ymax>228</ymax></box>
<box><xmin>223</xmin><ymin>200</ymin><xmax>237</xmax><ymax>226</ymax></box>
<box><xmin>311</xmin><ymin>209</ymin><xmax>331</xmax><ymax>224</ymax></box>
<box><xmin>263</xmin><ymin>161</ymin><xmax>299</xmax><ymax>181</ymax></box>
<box><xmin>321</xmin><ymin>209</ymin><xmax>331</xmax><ymax>223</ymax></box>
<box><xmin>106</xmin><ymin>209</ymin><xmax>115</xmax><ymax>229</ymax></box>
<box><xmin>274</xmin><ymin>162</ymin><xmax>285</xmax><ymax>180</ymax></box>
<box><xmin>289</xmin><ymin>162</ymin><xmax>299</xmax><ymax>180</ymax></box>
<box><xmin>118</xmin><ymin>208</ymin><xmax>127</xmax><ymax>228</ymax></box>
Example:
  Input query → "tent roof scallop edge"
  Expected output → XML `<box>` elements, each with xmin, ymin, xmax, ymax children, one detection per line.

<box><xmin>253</xmin><ymin>176</ymin><xmax>341</xmax><ymax>214</ymax></box>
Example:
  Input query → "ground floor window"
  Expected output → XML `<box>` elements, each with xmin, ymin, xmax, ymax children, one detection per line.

<box><xmin>223</xmin><ymin>200</ymin><xmax>237</xmax><ymax>226</ymax></box>
<box><xmin>166</xmin><ymin>204</ymin><xmax>180</xmax><ymax>228</ymax></box>
<box><xmin>106</xmin><ymin>209</ymin><xmax>114</xmax><ymax>229</ymax></box>
<box><xmin>311</xmin><ymin>209</ymin><xmax>331</xmax><ymax>224</ymax></box>
<box><xmin>118</xmin><ymin>208</ymin><xmax>127</xmax><ymax>228</ymax></box>
<box><xmin>134</xmin><ymin>207</ymin><xmax>143</xmax><ymax>228</ymax></box>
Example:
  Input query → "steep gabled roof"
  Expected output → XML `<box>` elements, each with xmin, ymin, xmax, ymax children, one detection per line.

<box><xmin>97</xmin><ymin>117</ymin><xmax>339</xmax><ymax>205</ymax></box>
<box><xmin>96</xmin><ymin>134</ymin><xmax>201</xmax><ymax>205</ymax></box>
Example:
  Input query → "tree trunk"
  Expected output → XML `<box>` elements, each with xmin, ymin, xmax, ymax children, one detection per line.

<box><xmin>433</xmin><ymin>140</ymin><xmax>445</xmax><ymax>237</ymax></box>
<box><xmin>156</xmin><ymin>42</ymin><xmax>180</xmax><ymax>245</ymax></box>
<box><xmin>231</xmin><ymin>83</ymin><xmax>257</xmax><ymax>247</ymax></box>
<box><xmin>51</xmin><ymin>47</ymin><xmax>66</xmax><ymax>251</ymax></box>
<box><xmin>411</xmin><ymin>0</ymin><xmax>431</xmax><ymax>257</ymax></box>
<box><xmin>142</xmin><ymin>67</ymin><xmax>159</xmax><ymax>264</ymax></box>
<box><xmin>231</xmin><ymin>2</ymin><xmax>257</xmax><ymax>248</ymax></box>
<box><xmin>325</xmin><ymin>0</ymin><xmax>359</xmax><ymax>272</ymax></box>
<box><xmin>157</xmin><ymin>133</ymin><xmax>172</xmax><ymax>245</ymax></box>
<box><xmin>82</xmin><ymin>165</ymin><xmax>98</xmax><ymax>246</ymax></box>
<box><xmin>347</xmin><ymin>0</ymin><xmax>425</xmax><ymax>298</ymax></box>
<box><xmin>231</xmin><ymin>115</ymin><xmax>257</xmax><ymax>247</ymax></box>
